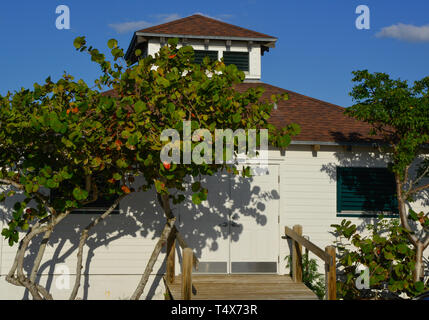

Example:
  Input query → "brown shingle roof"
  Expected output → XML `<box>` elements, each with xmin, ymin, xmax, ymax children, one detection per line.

<box><xmin>235</xmin><ymin>82</ymin><xmax>380</xmax><ymax>144</ymax></box>
<box><xmin>136</xmin><ymin>14</ymin><xmax>276</xmax><ymax>39</ymax></box>
<box><xmin>102</xmin><ymin>82</ymin><xmax>380</xmax><ymax>145</ymax></box>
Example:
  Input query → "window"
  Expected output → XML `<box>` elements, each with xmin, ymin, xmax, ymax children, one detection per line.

<box><xmin>71</xmin><ymin>195</ymin><xmax>119</xmax><ymax>215</ymax></box>
<box><xmin>193</xmin><ymin>50</ymin><xmax>218</xmax><ymax>65</ymax></box>
<box><xmin>50</xmin><ymin>189</ymin><xmax>120</xmax><ymax>215</ymax></box>
<box><xmin>223</xmin><ymin>51</ymin><xmax>249</xmax><ymax>72</ymax></box>
<box><xmin>337</xmin><ymin>167</ymin><xmax>398</xmax><ymax>217</ymax></box>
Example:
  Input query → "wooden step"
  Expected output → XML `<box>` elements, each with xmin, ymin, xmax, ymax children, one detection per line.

<box><xmin>164</xmin><ymin>274</ymin><xmax>318</xmax><ymax>300</ymax></box>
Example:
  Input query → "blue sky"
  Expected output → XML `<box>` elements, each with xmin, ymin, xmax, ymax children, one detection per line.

<box><xmin>1</xmin><ymin>0</ymin><xmax>429</xmax><ymax>107</ymax></box>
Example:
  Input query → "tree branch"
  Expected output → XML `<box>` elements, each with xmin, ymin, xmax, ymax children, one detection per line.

<box><xmin>408</xmin><ymin>183</ymin><xmax>429</xmax><ymax>196</ymax></box>
<box><xmin>30</xmin><ymin>229</ymin><xmax>53</xmax><ymax>283</ymax></box>
<box><xmin>407</xmin><ymin>165</ymin><xmax>429</xmax><ymax>196</ymax></box>
<box><xmin>0</xmin><ymin>178</ymin><xmax>23</xmax><ymax>189</ymax></box>
<box><xmin>69</xmin><ymin>195</ymin><xmax>125</xmax><ymax>300</ymax></box>
<box><xmin>6</xmin><ymin>211</ymin><xmax>69</xmax><ymax>300</ymax></box>
<box><xmin>130</xmin><ymin>217</ymin><xmax>176</xmax><ymax>300</ymax></box>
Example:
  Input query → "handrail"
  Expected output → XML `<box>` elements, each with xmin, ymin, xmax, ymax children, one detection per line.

<box><xmin>283</xmin><ymin>225</ymin><xmax>336</xmax><ymax>300</ymax></box>
<box><xmin>284</xmin><ymin>226</ymin><xmax>333</xmax><ymax>266</ymax></box>
<box><xmin>174</xmin><ymin>226</ymin><xmax>199</xmax><ymax>270</ymax></box>
<box><xmin>165</xmin><ymin>226</ymin><xmax>198</xmax><ymax>300</ymax></box>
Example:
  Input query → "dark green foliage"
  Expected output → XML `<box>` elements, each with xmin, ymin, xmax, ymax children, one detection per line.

<box><xmin>331</xmin><ymin>218</ymin><xmax>428</xmax><ymax>299</ymax></box>
<box><xmin>286</xmin><ymin>253</ymin><xmax>326</xmax><ymax>299</ymax></box>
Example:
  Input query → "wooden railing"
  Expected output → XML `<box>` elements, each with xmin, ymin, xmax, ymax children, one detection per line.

<box><xmin>166</xmin><ymin>226</ymin><xmax>198</xmax><ymax>300</ymax></box>
<box><xmin>284</xmin><ymin>225</ymin><xmax>336</xmax><ymax>300</ymax></box>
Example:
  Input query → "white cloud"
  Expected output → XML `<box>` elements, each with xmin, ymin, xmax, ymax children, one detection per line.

<box><xmin>108</xmin><ymin>13</ymin><xmax>234</xmax><ymax>34</ymax></box>
<box><xmin>376</xmin><ymin>23</ymin><xmax>429</xmax><ymax>43</ymax></box>
<box><xmin>154</xmin><ymin>13</ymin><xmax>182</xmax><ymax>23</ymax></box>
<box><xmin>193</xmin><ymin>12</ymin><xmax>233</xmax><ymax>21</ymax></box>
<box><xmin>108</xmin><ymin>14</ymin><xmax>181</xmax><ymax>34</ymax></box>
<box><xmin>108</xmin><ymin>20</ymin><xmax>152</xmax><ymax>34</ymax></box>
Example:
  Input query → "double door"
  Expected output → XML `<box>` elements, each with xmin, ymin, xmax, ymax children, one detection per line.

<box><xmin>177</xmin><ymin>165</ymin><xmax>280</xmax><ymax>274</ymax></box>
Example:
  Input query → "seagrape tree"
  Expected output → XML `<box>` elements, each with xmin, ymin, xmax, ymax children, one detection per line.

<box><xmin>0</xmin><ymin>74</ymin><xmax>136</xmax><ymax>299</ymax></box>
<box><xmin>346</xmin><ymin>70</ymin><xmax>429</xmax><ymax>282</ymax></box>
<box><xmin>0</xmin><ymin>37</ymin><xmax>299</xmax><ymax>299</ymax></box>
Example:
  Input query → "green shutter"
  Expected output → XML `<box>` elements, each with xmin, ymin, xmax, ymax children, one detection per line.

<box><xmin>50</xmin><ymin>189</ymin><xmax>119</xmax><ymax>215</ymax></box>
<box><xmin>337</xmin><ymin>167</ymin><xmax>398</xmax><ymax>214</ymax></box>
<box><xmin>223</xmin><ymin>51</ymin><xmax>249</xmax><ymax>72</ymax></box>
<box><xmin>193</xmin><ymin>50</ymin><xmax>218</xmax><ymax>65</ymax></box>
<box><xmin>71</xmin><ymin>196</ymin><xmax>119</xmax><ymax>214</ymax></box>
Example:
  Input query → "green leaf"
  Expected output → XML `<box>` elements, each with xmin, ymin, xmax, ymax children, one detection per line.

<box><xmin>107</xmin><ymin>39</ymin><xmax>118</xmax><ymax>49</ymax></box>
<box><xmin>116</xmin><ymin>159</ymin><xmax>128</xmax><ymax>169</ymax></box>
<box><xmin>72</xmin><ymin>187</ymin><xmax>89</xmax><ymax>201</ymax></box>
<box><xmin>154</xmin><ymin>180</ymin><xmax>165</xmax><ymax>193</ymax></box>
<box><xmin>191</xmin><ymin>182</ymin><xmax>201</xmax><ymax>193</ymax></box>
<box><xmin>156</xmin><ymin>77</ymin><xmax>170</xmax><ymax>88</ymax></box>
<box><xmin>25</xmin><ymin>183</ymin><xmax>33</xmax><ymax>194</ymax></box>
<box><xmin>50</xmin><ymin>117</ymin><xmax>66</xmax><ymax>133</ymax></box>
<box><xmin>384</xmin><ymin>251</ymin><xmax>395</xmax><ymax>260</ymax></box>
<box><xmin>91</xmin><ymin>157</ymin><xmax>102</xmax><ymax>168</ymax></box>
<box><xmin>192</xmin><ymin>193</ymin><xmax>202</xmax><ymax>205</ymax></box>
<box><xmin>73</xmin><ymin>36</ymin><xmax>86</xmax><ymax>49</ymax></box>
<box><xmin>232</xmin><ymin>113</ymin><xmax>241</xmax><ymax>123</ymax></box>
<box><xmin>46</xmin><ymin>179</ymin><xmax>57</xmax><ymax>189</ymax></box>
<box><xmin>134</xmin><ymin>101</ymin><xmax>147</xmax><ymax>114</ymax></box>
<box><xmin>168</xmin><ymin>38</ymin><xmax>179</xmax><ymax>46</ymax></box>
<box><xmin>415</xmin><ymin>281</ymin><xmax>424</xmax><ymax>293</ymax></box>
<box><xmin>128</xmin><ymin>133</ymin><xmax>139</xmax><ymax>146</ymax></box>
<box><xmin>166</xmin><ymin>102</ymin><xmax>175</xmax><ymax>113</ymax></box>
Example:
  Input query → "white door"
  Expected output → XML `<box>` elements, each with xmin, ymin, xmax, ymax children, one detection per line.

<box><xmin>229</xmin><ymin>165</ymin><xmax>280</xmax><ymax>273</ymax></box>
<box><xmin>177</xmin><ymin>165</ymin><xmax>280</xmax><ymax>274</ymax></box>
<box><xmin>177</xmin><ymin>173</ymin><xmax>230</xmax><ymax>274</ymax></box>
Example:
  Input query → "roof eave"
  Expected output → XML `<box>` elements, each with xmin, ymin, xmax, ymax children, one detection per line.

<box><xmin>135</xmin><ymin>32</ymin><xmax>278</xmax><ymax>44</ymax></box>
<box><xmin>290</xmin><ymin>140</ymin><xmax>385</xmax><ymax>147</ymax></box>
<box><xmin>124</xmin><ymin>33</ymin><xmax>137</xmax><ymax>62</ymax></box>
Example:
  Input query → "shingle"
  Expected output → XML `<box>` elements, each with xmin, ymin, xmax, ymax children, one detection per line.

<box><xmin>235</xmin><ymin>82</ymin><xmax>381</xmax><ymax>144</ymax></box>
<box><xmin>102</xmin><ymin>82</ymin><xmax>381</xmax><ymax>144</ymax></box>
<box><xmin>137</xmin><ymin>14</ymin><xmax>275</xmax><ymax>39</ymax></box>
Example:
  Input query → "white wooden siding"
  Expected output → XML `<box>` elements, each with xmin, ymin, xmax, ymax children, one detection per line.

<box><xmin>0</xmin><ymin>145</ymin><xmax>427</xmax><ymax>299</ymax></box>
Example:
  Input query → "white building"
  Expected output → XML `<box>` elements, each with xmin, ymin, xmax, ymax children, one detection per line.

<box><xmin>1</xmin><ymin>14</ymin><xmax>427</xmax><ymax>300</ymax></box>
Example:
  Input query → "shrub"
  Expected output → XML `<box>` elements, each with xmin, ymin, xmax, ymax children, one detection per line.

<box><xmin>286</xmin><ymin>253</ymin><xmax>326</xmax><ymax>299</ymax></box>
<box><xmin>331</xmin><ymin>217</ymin><xmax>428</xmax><ymax>299</ymax></box>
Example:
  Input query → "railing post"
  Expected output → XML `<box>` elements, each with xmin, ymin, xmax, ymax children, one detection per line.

<box><xmin>182</xmin><ymin>248</ymin><xmax>193</xmax><ymax>300</ymax></box>
<box><xmin>325</xmin><ymin>245</ymin><xmax>336</xmax><ymax>300</ymax></box>
<box><xmin>166</xmin><ymin>227</ymin><xmax>176</xmax><ymax>285</ymax></box>
<box><xmin>292</xmin><ymin>225</ymin><xmax>303</xmax><ymax>283</ymax></box>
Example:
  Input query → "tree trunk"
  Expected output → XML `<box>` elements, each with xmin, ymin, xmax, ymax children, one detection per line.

<box><xmin>30</xmin><ymin>229</ymin><xmax>53</xmax><ymax>283</ymax></box>
<box><xmin>6</xmin><ymin>212</ymin><xmax>69</xmax><ymax>300</ymax></box>
<box><xmin>130</xmin><ymin>217</ymin><xmax>176</xmax><ymax>300</ymax></box>
<box><xmin>69</xmin><ymin>196</ymin><xmax>125</xmax><ymax>300</ymax></box>
<box><xmin>395</xmin><ymin>174</ymin><xmax>426</xmax><ymax>283</ymax></box>
<box><xmin>414</xmin><ymin>242</ymin><xmax>424</xmax><ymax>282</ymax></box>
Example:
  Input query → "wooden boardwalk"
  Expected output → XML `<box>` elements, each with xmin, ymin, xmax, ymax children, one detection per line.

<box><xmin>164</xmin><ymin>274</ymin><xmax>318</xmax><ymax>300</ymax></box>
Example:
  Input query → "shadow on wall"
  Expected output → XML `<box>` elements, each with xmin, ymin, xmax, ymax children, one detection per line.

<box><xmin>1</xmin><ymin>168</ymin><xmax>278</xmax><ymax>299</ymax></box>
